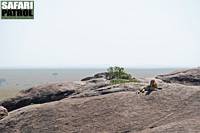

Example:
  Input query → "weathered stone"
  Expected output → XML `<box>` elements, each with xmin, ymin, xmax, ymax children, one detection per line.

<box><xmin>0</xmin><ymin>82</ymin><xmax>77</xmax><ymax>112</ymax></box>
<box><xmin>81</xmin><ymin>72</ymin><xmax>110</xmax><ymax>81</ymax></box>
<box><xmin>0</xmin><ymin>69</ymin><xmax>200</xmax><ymax>132</ymax></box>
<box><xmin>0</xmin><ymin>82</ymin><xmax>199</xmax><ymax>133</ymax></box>
<box><xmin>94</xmin><ymin>72</ymin><xmax>110</xmax><ymax>79</ymax></box>
<box><xmin>81</xmin><ymin>76</ymin><xmax>94</xmax><ymax>81</ymax></box>
<box><xmin>0</xmin><ymin>106</ymin><xmax>8</xmax><ymax>120</ymax></box>
<box><xmin>156</xmin><ymin>68</ymin><xmax>200</xmax><ymax>86</ymax></box>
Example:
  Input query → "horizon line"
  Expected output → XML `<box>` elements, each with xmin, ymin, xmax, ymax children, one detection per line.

<box><xmin>0</xmin><ymin>66</ymin><xmax>193</xmax><ymax>70</ymax></box>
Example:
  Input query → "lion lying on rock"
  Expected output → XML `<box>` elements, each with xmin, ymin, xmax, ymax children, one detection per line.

<box><xmin>138</xmin><ymin>80</ymin><xmax>162</xmax><ymax>95</ymax></box>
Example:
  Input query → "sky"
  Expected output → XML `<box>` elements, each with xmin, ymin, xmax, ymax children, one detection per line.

<box><xmin>0</xmin><ymin>0</ymin><xmax>200</xmax><ymax>68</ymax></box>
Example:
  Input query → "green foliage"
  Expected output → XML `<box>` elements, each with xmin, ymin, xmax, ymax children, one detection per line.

<box><xmin>107</xmin><ymin>66</ymin><xmax>138</xmax><ymax>84</ymax></box>
<box><xmin>107</xmin><ymin>66</ymin><xmax>132</xmax><ymax>80</ymax></box>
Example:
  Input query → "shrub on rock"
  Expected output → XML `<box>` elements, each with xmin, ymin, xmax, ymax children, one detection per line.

<box><xmin>107</xmin><ymin>66</ymin><xmax>137</xmax><ymax>84</ymax></box>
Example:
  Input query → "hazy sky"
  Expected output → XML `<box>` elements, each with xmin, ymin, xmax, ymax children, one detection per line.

<box><xmin>0</xmin><ymin>0</ymin><xmax>199</xmax><ymax>68</ymax></box>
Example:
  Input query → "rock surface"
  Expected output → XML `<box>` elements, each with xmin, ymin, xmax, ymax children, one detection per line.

<box><xmin>0</xmin><ymin>82</ymin><xmax>78</xmax><ymax>112</ymax></box>
<box><xmin>0</xmin><ymin>106</ymin><xmax>8</xmax><ymax>120</ymax></box>
<box><xmin>0</xmin><ymin>80</ymin><xmax>111</xmax><ymax>112</ymax></box>
<box><xmin>81</xmin><ymin>72</ymin><xmax>110</xmax><ymax>81</ymax></box>
<box><xmin>0</xmin><ymin>69</ymin><xmax>200</xmax><ymax>133</ymax></box>
<box><xmin>156</xmin><ymin>68</ymin><xmax>200</xmax><ymax>86</ymax></box>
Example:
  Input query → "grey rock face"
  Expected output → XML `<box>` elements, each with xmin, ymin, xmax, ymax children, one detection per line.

<box><xmin>156</xmin><ymin>68</ymin><xmax>200</xmax><ymax>86</ymax></box>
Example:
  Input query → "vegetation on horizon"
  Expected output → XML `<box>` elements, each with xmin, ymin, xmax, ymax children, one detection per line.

<box><xmin>107</xmin><ymin>66</ymin><xmax>138</xmax><ymax>84</ymax></box>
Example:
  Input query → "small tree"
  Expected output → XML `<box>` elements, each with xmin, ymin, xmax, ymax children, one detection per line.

<box><xmin>107</xmin><ymin>66</ymin><xmax>138</xmax><ymax>84</ymax></box>
<box><xmin>107</xmin><ymin>66</ymin><xmax>132</xmax><ymax>80</ymax></box>
<box><xmin>107</xmin><ymin>67</ymin><xmax>114</xmax><ymax>79</ymax></box>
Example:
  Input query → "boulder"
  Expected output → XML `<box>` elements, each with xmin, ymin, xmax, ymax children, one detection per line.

<box><xmin>81</xmin><ymin>72</ymin><xmax>110</xmax><ymax>81</ymax></box>
<box><xmin>156</xmin><ymin>68</ymin><xmax>200</xmax><ymax>86</ymax></box>
<box><xmin>86</xmin><ymin>78</ymin><xmax>107</xmax><ymax>83</ymax></box>
<box><xmin>80</xmin><ymin>76</ymin><xmax>94</xmax><ymax>81</ymax></box>
<box><xmin>0</xmin><ymin>106</ymin><xmax>8</xmax><ymax>120</ymax></box>
<box><xmin>94</xmin><ymin>72</ymin><xmax>110</xmax><ymax>79</ymax></box>
<box><xmin>0</xmin><ymin>82</ymin><xmax>78</xmax><ymax>112</ymax></box>
<box><xmin>0</xmin><ymin>79</ymin><xmax>111</xmax><ymax>112</ymax></box>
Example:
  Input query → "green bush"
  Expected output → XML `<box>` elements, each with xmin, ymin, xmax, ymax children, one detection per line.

<box><xmin>107</xmin><ymin>66</ymin><xmax>132</xmax><ymax>80</ymax></box>
<box><xmin>120</xmin><ymin>73</ymin><xmax>132</xmax><ymax>80</ymax></box>
<box><xmin>107</xmin><ymin>66</ymin><xmax>138</xmax><ymax>84</ymax></box>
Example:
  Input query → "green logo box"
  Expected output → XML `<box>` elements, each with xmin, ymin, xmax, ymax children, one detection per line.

<box><xmin>1</xmin><ymin>1</ymin><xmax>34</xmax><ymax>19</ymax></box>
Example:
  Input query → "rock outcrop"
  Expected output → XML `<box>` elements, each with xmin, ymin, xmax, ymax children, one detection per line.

<box><xmin>0</xmin><ymin>106</ymin><xmax>8</xmax><ymax>120</ymax></box>
<box><xmin>0</xmin><ymin>82</ymin><xmax>78</xmax><ymax>112</ymax></box>
<box><xmin>0</xmin><ymin>82</ymin><xmax>199</xmax><ymax>133</ymax></box>
<box><xmin>0</xmin><ymin>69</ymin><xmax>200</xmax><ymax>133</ymax></box>
<box><xmin>81</xmin><ymin>72</ymin><xmax>110</xmax><ymax>81</ymax></box>
<box><xmin>0</xmin><ymin>80</ymin><xmax>112</xmax><ymax>112</ymax></box>
<box><xmin>156</xmin><ymin>68</ymin><xmax>200</xmax><ymax>86</ymax></box>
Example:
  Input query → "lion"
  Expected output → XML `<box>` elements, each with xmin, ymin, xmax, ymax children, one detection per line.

<box><xmin>138</xmin><ymin>80</ymin><xmax>161</xmax><ymax>95</ymax></box>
